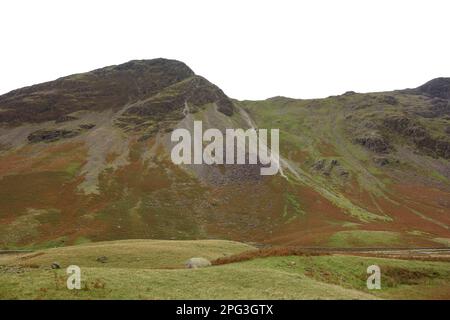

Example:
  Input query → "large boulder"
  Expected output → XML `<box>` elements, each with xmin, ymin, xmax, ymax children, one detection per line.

<box><xmin>185</xmin><ymin>257</ymin><xmax>211</xmax><ymax>269</ymax></box>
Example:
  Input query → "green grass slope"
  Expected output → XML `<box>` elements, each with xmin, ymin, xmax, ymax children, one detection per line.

<box><xmin>1</xmin><ymin>240</ymin><xmax>449</xmax><ymax>299</ymax></box>
<box><xmin>0</xmin><ymin>239</ymin><xmax>255</xmax><ymax>269</ymax></box>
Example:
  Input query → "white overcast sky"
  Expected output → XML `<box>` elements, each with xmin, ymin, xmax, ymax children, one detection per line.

<box><xmin>1</xmin><ymin>0</ymin><xmax>449</xmax><ymax>100</ymax></box>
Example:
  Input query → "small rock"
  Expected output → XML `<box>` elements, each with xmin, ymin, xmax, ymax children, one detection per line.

<box><xmin>373</xmin><ymin>156</ymin><xmax>390</xmax><ymax>166</ymax></box>
<box><xmin>337</xmin><ymin>168</ymin><xmax>349</xmax><ymax>177</ymax></box>
<box><xmin>330</xmin><ymin>159</ymin><xmax>339</xmax><ymax>167</ymax></box>
<box><xmin>51</xmin><ymin>262</ymin><xmax>61</xmax><ymax>269</ymax></box>
<box><xmin>79</xmin><ymin>123</ymin><xmax>96</xmax><ymax>130</ymax></box>
<box><xmin>287</xmin><ymin>261</ymin><xmax>296</xmax><ymax>267</ymax></box>
<box><xmin>55</xmin><ymin>115</ymin><xmax>78</xmax><ymax>123</ymax></box>
<box><xmin>311</xmin><ymin>159</ymin><xmax>326</xmax><ymax>171</ymax></box>
<box><xmin>96</xmin><ymin>256</ymin><xmax>108</xmax><ymax>263</ymax></box>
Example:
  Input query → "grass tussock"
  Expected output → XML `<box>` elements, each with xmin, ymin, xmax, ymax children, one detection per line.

<box><xmin>381</xmin><ymin>265</ymin><xmax>441</xmax><ymax>287</ymax></box>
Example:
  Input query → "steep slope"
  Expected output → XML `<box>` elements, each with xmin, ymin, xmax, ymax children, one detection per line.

<box><xmin>240</xmin><ymin>87</ymin><xmax>450</xmax><ymax>246</ymax></box>
<box><xmin>0</xmin><ymin>59</ymin><xmax>449</xmax><ymax>249</ymax></box>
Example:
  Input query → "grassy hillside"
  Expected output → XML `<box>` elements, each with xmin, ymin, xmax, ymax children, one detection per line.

<box><xmin>1</xmin><ymin>240</ymin><xmax>449</xmax><ymax>299</ymax></box>
<box><xmin>0</xmin><ymin>239</ymin><xmax>255</xmax><ymax>269</ymax></box>
<box><xmin>238</xmin><ymin>91</ymin><xmax>450</xmax><ymax>246</ymax></box>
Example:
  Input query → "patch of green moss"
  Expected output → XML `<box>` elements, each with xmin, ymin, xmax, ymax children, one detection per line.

<box><xmin>328</xmin><ymin>230</ymin><xmax>402</xmax><ymax>247</ymax></box>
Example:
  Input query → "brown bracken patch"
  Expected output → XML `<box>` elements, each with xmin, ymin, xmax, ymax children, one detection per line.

<box><xmin>211</xmin><ymin>247</ymin><xmax>329</xmax><ymax>265</ymax></box>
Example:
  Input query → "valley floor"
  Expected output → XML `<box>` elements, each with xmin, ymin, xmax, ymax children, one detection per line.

<box><xmin>0</xmin><ymin>240</ymin><xmax>449</xmax><ymax>300</ymax></box>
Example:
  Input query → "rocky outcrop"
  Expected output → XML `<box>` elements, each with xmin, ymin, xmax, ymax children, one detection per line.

<box><xmin>417</xmin><ymin>77</ymin><xmax>450</xmax><ymax>99</ymax></box>
<box><xmin>27</xmin><ymin>129</ymin><xmax>80</xmax><ymax>143</ymax></box>
<box><xmin>412</xmin><ymin>135</ymin><xmax>450</xmax><ymax>159</ymax></box>
<box><xmin>382</xmin><ymin>114</ymin><xmax>450</xmax><ymax>159</ymax></box>
<box><xmin>124</xmin><ymin>76</ymin><xmax>233</xmax><ymax>120</ymax></box>
<box><xmin>312</xmin><ymin>158</ymin><xmax>349</xmax><ymax>177</ymax></box>
<box><xmin>383</xmin><ymin>115</ymin><xmax>410</xmax><ymax>132</ymax></box>
<box><xmin>116</xmin><ymin>75</ymin><xmax>234</xmax><ymax>136</ymax></box>
<box><xmin>353</xmin><ymin>134</ymin><xmax>390</xmax><ymax>153</ymax></box>
<box><xmin>27</xmin><ymin>124</ymin><xmax>95</xmax><ymax>143</ymax></box>
<box><xmin>79</xmin><ymin>123</ymin><xmax>96</xmax><ymax>130</ymax></box>
<box><xmin>0</xmin><ymin>59</ymin><xmax>195</xmax><ymax>124</ymax></box>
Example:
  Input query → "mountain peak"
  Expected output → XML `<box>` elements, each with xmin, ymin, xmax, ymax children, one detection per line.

<box><xmin>417</xmin><ymin>77</ymin><xmax>450</xmax><ymax>99</ymax></box>
<box><xmin>0</xmin><ymin>59</ymin><xmax>200</xmax><ymax>124</ymax></box>
<box><xmin>92</xmin><ymin>58</ymin><xmax>194</xmax><ymax>77</ymax></box>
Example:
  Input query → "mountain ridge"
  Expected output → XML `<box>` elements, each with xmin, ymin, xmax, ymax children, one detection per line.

<box><xmin>0</xmin><ymin>58</ymin><xmax>449</xmax><ymax>250</ymax></box>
